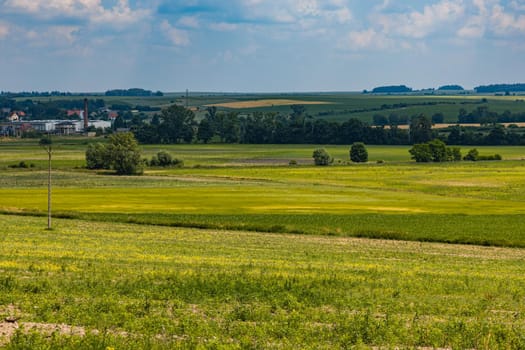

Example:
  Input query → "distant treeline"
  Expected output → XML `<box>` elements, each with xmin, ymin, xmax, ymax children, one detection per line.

<box><xmin>438</xmin><ymin>85</ymin><xmax>464</xmax><ymax>91</ymax></box>
<box><xmin>130</xmin><ymin>105</ymin><xmax>525</xmax><ymax>146</ymax></box>
<box><xmin>105</xmin><ymin>88</ymin><xmax>163</xmax><ymax>97</ymax></box>
<box><xmin>0</xmin><ymin>98</ymin><xmax>106</xmax><ymax>119</ymax></box>
<box><xmin>0</xmin><ymin>91</ymin><xmax>77</xmax><ymax>98</ymax></box>
<box><xmin>370</xmin><ymin>85</ymin><xmax>413</xmax><ymax>93</ymax></box>
<box><xmin>458</xmin><ymin>106</ymin><xmax>525</xmax><ymax>124</ymax></box>
<box><xmin>474</xmin><ymin>84</ymin><xmax>525</xmax><ymax>93</ymax></box>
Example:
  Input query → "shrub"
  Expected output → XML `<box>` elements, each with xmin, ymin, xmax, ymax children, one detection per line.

<box><xmin>464</xmin><ymin>149</ymin><xmax>479</xmax><ymax>161</ymax></box>
<box><xmin>156</xmin><ymin>150</ymin><xmax>173</xmax><ymax>167</ymax></box>
<box><xmin>410</xmin><ymin>139</ymin><xmax>462</xmax><ymax>163</ymax></box>
<box><xmin>312</xmin><ymin>148</ymin><xmax>333</xmax><ymax>166</ymax></box>
<box><xmin>289</xmin><ymin>160</ymin><xmax>297</xmax><ymax>166</ymax></box>
<box><xmin>409</xmin><ymin>143</ymin><xmax>432</xmax><ymax>162</ymax></box>
<box><xmin>447</xmin><ymin>147</ymin><xmax>462</xmax><ymax>161</ymax></box>
<box><xmin>350</xmin><ymin>142</ymin><xmax>368</xmax><ymax>163</ymax></box>
<box><xmin>149</xmin><ymin>151</ymin><xmax>184</xmax><ymax>168</ymax></box>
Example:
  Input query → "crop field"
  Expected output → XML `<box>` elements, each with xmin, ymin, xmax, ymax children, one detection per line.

<box><xmin>1</xmin><ymin>215</ymin><xmax>525</xmax><ymax>349</ymax></box>
<box><xmin>2</xmin><ymin>139</ymin><xmax>525</xmax><ymax>347</ymax></box>
<box><xmin>205</xmin><ymin>99</ymin><xmax>332</xmax><ymax>109</ymax></box>
<box><xmin>20</xmin><ymin>92</ymin><xmax>525</xmax><ymax>123</ymax></box>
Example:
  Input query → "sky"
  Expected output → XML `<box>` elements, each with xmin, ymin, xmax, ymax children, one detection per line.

<box><xmin>1</xmin><ymin>0</ymin><xmax>525</xmax><ymax>92</ymax></box>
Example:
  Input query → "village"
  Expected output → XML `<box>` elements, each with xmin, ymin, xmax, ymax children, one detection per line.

<box><xmin>0</xmin><ymin>100</ymin><xmax>113</xmax><ymax>137</ymax></box>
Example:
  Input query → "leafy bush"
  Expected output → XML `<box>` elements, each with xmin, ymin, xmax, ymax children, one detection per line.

<box><xmin>463</xmin><ymin>149</ymin><xmax>502</xmax><ymax>161</ymax></box>
<box><xmin>149</xmin><ymin>151</ymin><xmax>183</xmax><ymax>167</ymax></box>
<box><xmin>410</xmin><ymin>139</ymin><xmax>461</xmax><ymax>163</ymax></box>
<box><xmin>446</xmin><ymin>147</ymin><xmax>462</xmax><ymax>161</ymax></box>
<box><xmin>409</xmin><ymin>143</ymin><xmax>432</xmax><ymax>162</ymax></box>
<box><xmin>350</xmin><ymin>142</ymin><xmax>368</xmax><ymax>163</ymax></box>
<box><xmin>464</xmin><ymin>149</ymin><xmax>479</xmax><ymax>161</ymax></box>
<box><xmin>312</xmin><ymin>148</ymin><xmax>333</xmax><ymax>166</ymax></box>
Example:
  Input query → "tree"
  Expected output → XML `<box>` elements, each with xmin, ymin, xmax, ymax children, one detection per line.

<box><xmin>159</xmin><ymin>105</ymin><xmax>196</xmax><ymax>143</ymax></box>
<box><xmin>373</xmin><ymin>114</ymin><xmax>388</xmax><ymax>126</ymax></box>
<box><xmin>312</xmin><ymin>148</ymin><xmax>333</xmax><ymax>166</ymax></box>
<box><xmin>350</xmin><ymin>142</ymin><xmax>368</xmax><ymax>163</ymax></box>
<box><xmin>103</xmin><ymin>133</ymin><xmax>143</xmax><ymax>175</ymax></box>
<box><xmin>409</xmin><ymin>143</ymin><xmax>432</xmax><ymax>162</ymax></box>
<box><xmin>85</xmin><ymin>143</ymin><xmax>110</xmax><ymax>169</ymax></box>
<box><xmin>39</xmin><ymin>137</ymin><xmax>53</xmax><ymax>229</ymax></box>
<box><xmin>410</xmin><ymin>139</ymin><xmax>461</xmax><ymax>163</ymax></box>
<box><xmin>197</xmin><ymin>119</ymin><xmax>214</xmax><ymax>143</ymax></box>
<box><xmin>107</xmin><ymin>133</ymin><xmax>143</xmax><ymax>175</ymax></box>
<box><xmin>427</xmin><ymin>139</ymin><xmax>447</xmax><ymax>162</ymax></box>
<box><xmin>410</xmin><ymin>114</ymin><xmax>433</xmax><ymax>144</ymax></box>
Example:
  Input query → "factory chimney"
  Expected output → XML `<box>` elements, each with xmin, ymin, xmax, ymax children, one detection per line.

<box><xmin>83</xmin><ymin>98</ymin><xmax>89</xmax><ymax>131</ymax></box>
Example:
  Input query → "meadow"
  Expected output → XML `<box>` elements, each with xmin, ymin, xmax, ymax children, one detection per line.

<box><xmin>2</xmin><ymin>138</ymin><xmax>525</xmax><ymax>348</ymax></box>
<box><xmin>1</xmin><ymin>215</ymin><xmax>525</xmax><ymax>349</ymax></box>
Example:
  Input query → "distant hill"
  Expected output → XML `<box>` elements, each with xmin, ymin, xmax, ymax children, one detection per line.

<box><xmin>105</xmin><ymin>88</ymin><xmax>163</xmax><ymax>97</ymax></box>
<box><xmin>371</xmin><ymin>85</ymin><xmax>412</xmax><ymax>93</ymax></box>
<box><xmin>474</xmin><ymin>84</ymin><xmax>525</xmax><ymax>93</ymax></box>
<box><xmin>437</xmin><ymin>85</ymin><xmax>464</xmax><ymax>91</ymax></box>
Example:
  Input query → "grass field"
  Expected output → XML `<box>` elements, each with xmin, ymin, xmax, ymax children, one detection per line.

<box><xmin>18</xmin><ymin>92</ymin><xmax>525</xmax><ymax>123</ymax></box>
<box><xmin>1</xmin><ymin>215</ymin><xmax>525</xmax><ymax>348</ymax></box>
<box><xmin>2</xmin><ymin>139</ymin><xmax>525</xmax><ymax>347</ymax></box>
<box><xmin>1</xmin><ymin>139</ymin><xmax>525</xmax><ymax>247</ymax></box>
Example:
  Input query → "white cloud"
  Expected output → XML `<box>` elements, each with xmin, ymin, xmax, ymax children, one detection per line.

<box><xmin>24</xmin><ymin>25</ymin><xmax>80</xmax><ymax>46</ymax></box>
<box><xmin>161</xmin><ymin>20</ymin><xmax>189</xmax><ymax>46</ymax></box>
<box><xmin>210</xmin><ymin>22</ymin><xmax>238</xmax><ymax>32</ymax></box>
<box><xmin>239</xmin><ymin>0</ymin><xmax>352</xmax><ymax>25</ymax></box>
<box><xmin>510</xmin><ymin>0</ymin><xmax>525</xmax><ymax>11</ymax></box>
<box><xmin>457</xmin><ymin>0</ymin><xmax>525</xmax><ymax>39</ymax></box>
<box><xmin>3</xmin><ymin>0</ymin><xmax>150</xmax><ymax>27</ymax></box>
<box><xmin>177</xmin><ymin>16</ymin><xmax>200</xmax><ymax>29</ymax></box>
<box><xmin>0</xmin><ymin>22</ymin><xmax>9</xmax><ymax>39</ymax></box>
<box><xmin>341</xmin><ymin>29</ymin><xmax>392</xmax><ymax>51</ymax></box>
<box><xmin>490</xmin><ymin>4</ymin><xmax>525</xmax><ymax>34</ymax></box>
<box><xmin>375</xmin><ymin>0</ymin><xmax>465</xmax><ymax>39</ymax></box>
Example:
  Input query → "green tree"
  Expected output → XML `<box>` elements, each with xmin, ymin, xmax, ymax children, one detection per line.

<box><xmin>85</xmin><ymin>143</ymin><xmax>110</xmax><ymax>169</ymax></box>
<box><xmin>105</xmin><ymin>133</ymin><xmax>143</xmax><ymax>175</ymax></box>
<box><xmin>197</xmin><ymin>119</ymin><xmax>214</xmax><ymax>144</ymax></box>
<box><xmin>350</xmin><ymin>142</ymin><xmax>368</xmax><ymax>163</ymax></box>
<box><xmin>159</xmin><ymin>105</ymin><xmax>196</xmax><ymax>143</ymax></box>
<box><xmin>410</xmin><ymin>114</ymin><xmax>433</xmax><ymax>144</ymax></box>
<box><xmin>312</xmin><ymin>148</ymin><xmax>333</xmax><ymax>166</ymax></box>
<box><xmin>409</xmin><ymin>143</ymin><xmax>432</xmax><ymax>162</ymax></box>
<box><xmin>428</xmin><ymin>139</ymin><xmax>447</xmax><ymax>162</ymax></box>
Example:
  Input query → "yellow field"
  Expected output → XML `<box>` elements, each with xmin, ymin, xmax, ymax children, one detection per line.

<box><xmin>206</xmin><ymin>99</ymin><xmax>332</xmax><ymax>109</ymax></box>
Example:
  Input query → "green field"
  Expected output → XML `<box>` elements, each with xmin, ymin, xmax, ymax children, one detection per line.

<box><xmin>1</xmin><ymin>215</ymin><xmax>525</xmax><ymax>348</ymax></box>
<box><xmin>2</xmin><ymin>140</ymin><xmax>525</xmax><ymax>247</ymax></box>
<box><xmin>19</xmin><ymin>92</ymin><xmax>525</xmax><ymax>123</ymax></box>
<box><xmin>2</xmin><ymin>139</ymin><xmax>525</xmax><ymax>348</ymax></box>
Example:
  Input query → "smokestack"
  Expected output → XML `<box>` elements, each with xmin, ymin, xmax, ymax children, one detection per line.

<box><xmin>83</xmin><ymin>98</ymin><xmax>89</xmax><ymax>131</ymax></box>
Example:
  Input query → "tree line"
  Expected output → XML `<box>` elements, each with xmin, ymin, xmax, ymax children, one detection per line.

<box><xmin>131</xmin><ymin>105</ymin><xmax>525</xmax><ymax>146</ymax></box>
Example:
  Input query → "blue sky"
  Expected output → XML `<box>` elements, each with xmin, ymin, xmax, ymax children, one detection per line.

<box><xmin>1</xmin><ymin>0</ymin><xmax>524</xmax><ymax>92</ymax></box>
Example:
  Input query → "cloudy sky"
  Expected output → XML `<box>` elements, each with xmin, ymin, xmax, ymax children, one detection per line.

<box><xmin>1</xmin><ymin>0</ymin><xmax>524</xmax><ymax>92</ymax></box>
